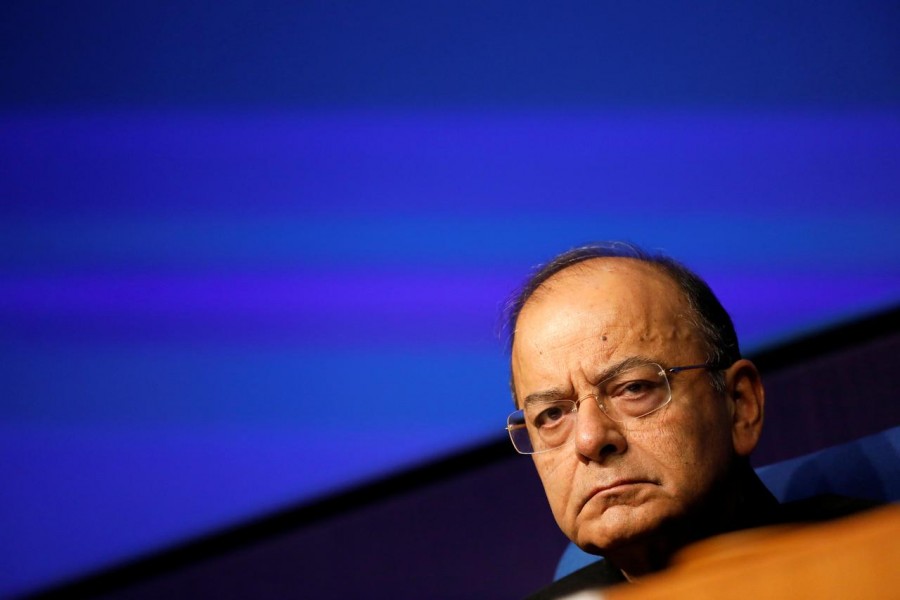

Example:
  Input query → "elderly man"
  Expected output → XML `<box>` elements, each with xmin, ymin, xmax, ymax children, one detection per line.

<box><xmin>504</xmin><ymin>242</ymin><xmax>870</xmax><ymax>599</ymax></box>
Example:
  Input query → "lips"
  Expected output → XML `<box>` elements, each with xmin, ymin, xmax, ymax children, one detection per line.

<box><xmin>581</xmin><ymin>479</ymin><xmax>655</xmax><ymax>510</ymax></box>
<box><xmin>596</xmin><ymin>479</ymin><xmax>646</xmax><ymax>494</ymax></box>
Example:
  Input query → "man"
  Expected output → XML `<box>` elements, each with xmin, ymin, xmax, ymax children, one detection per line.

<box><xmin>504</xmin><ymin>242</ymin><xmax>869</xmax><ymax>599</ymax></box>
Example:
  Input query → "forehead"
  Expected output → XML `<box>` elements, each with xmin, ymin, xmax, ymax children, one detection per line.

<box><xmin>511</xmin><ymin>259</ymin><xmax>699</xmax><ymax>387</ymax></box>
<box><xmin>517</xmin><ymin>258</ymin><xmax>689</xmax><ymax>333</ymax></box>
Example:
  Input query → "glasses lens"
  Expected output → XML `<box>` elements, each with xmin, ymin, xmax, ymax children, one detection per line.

<box><xmin>508</xmin><ymin>400</ymin><xmax>578</xmax><ymax>454</ymax></box>
<box><xmin>597</xmin><ymin>363</ymin><xmax>671</xmax><ymax>421</ymax></box>
<box><xmin>506</xmin><ymin>410</ymin><xmax>534</xmax><ymax>454</ymax></box>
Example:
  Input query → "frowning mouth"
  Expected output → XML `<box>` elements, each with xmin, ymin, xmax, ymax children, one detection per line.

<box><xmin>596</xmin><ymin>480</ymin><xmax>647</xmax><ymax>494</ymax></box>
<box><xmin>581</xmin><ymin>479</ymin><xmax>655</xmax><ymax>509</ymax></box>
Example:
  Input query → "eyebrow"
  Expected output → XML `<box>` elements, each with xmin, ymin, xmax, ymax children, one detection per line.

<box><xmin>522</xmin><ymin>355</ymin><xmax>659</xmax><ymax>407</ymax></box>
<box><xmin>523</xmin><ymin>388</ymin><xmax>570</xmax><ymax>406</ymax></box>
<box><xmin>594</xmin><ymin>355</ymin><xmax>658</xmax><ymax>382</ymax></box>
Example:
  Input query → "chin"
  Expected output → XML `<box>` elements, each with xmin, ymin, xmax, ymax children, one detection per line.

<box><xmin>573</xmin><ymin>502</ymin><xmax>676</xmax><ymax>554</ymax></box>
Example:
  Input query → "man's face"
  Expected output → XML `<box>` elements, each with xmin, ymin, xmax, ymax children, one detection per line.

<box><xmin>511</xmin><ymin>259</ymin><xmax>737</xmax><ymax>554</ymax></box>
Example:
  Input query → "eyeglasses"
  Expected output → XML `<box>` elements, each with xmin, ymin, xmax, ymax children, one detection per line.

<box><xmin>506</xmin><ymin>362</ymin><xmax>718</xmax><ymax>455</ymax></box>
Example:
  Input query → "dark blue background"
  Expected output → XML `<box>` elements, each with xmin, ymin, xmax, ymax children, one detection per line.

<box><xmin>2</xmin><ymin>2</ymin><xmax>899</xmax><ymax>597</ymax></box>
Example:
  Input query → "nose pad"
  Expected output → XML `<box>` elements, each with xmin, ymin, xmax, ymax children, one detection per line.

<box><xmin>573</xmin><ymin>395</ymin><xmax>627</xmax><ymax>460</ymax></box>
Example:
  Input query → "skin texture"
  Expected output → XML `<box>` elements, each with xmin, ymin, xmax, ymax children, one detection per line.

<box><xmin>511</xmin><ymin>258</ymin><xmax>765</xmax><ymax>578</ymax></box>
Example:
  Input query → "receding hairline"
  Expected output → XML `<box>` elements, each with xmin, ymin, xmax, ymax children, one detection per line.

<box><xmin>515</xmin><ymin>255</ymin><xmax>689</xmax><ymax>321</ymax></box>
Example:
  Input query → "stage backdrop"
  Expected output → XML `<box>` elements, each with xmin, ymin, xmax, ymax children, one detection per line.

<box><xmin>1</xmin><ymin>2</ymin><xmax>899</xmax><ymax>597</ymax></box>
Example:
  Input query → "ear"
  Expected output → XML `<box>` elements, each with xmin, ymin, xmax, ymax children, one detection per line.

<box><xmin>725</xmin><ymin>359</ymin><xmax>765</xmax><ymax>457</ymax></box>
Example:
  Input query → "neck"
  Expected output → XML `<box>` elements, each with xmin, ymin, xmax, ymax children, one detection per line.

<box><xmin>607</xmin><ymin>462</ymin><xmax>779</xmax><ymax>580</ymax></box>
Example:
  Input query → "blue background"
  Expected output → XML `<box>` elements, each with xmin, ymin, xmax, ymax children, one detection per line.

<box><xmin>2</xmin><ymin>2</ymin><xmax>899</xmax><ymax>597</ymax></box>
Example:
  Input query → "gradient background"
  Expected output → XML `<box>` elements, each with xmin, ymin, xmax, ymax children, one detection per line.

<box><xmin>1</xmin><ymin>2</ymin><xmax>899</xmax><ymax>598</ymax></box>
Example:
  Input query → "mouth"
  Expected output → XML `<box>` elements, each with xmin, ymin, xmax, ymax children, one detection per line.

<box><xmin>581</xmin><ymin>479</ymin><xmax>655</xmax><ymax>509</ymax></box>
<box><xmin>596</xmin><ymin>479</ymin><xmax>647</xmax><ymax>493</ymax></box>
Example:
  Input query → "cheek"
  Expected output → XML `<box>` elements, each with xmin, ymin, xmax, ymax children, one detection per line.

<box><xmin>657</xmin><ymin>415</ymin><xmax>731</xmax><ymax>496</ymax></box>
<box><xmin>629</xmin><ymin>427</ymin><xmax>693</xmax><ymax>489</ymax></box>
<box><xmin>632</xmin><ymin>410</ymin><xmax>730</xmax><ymax>493</ymax></box>
<box><xmin>534</xmin><ymin>456</ymin><xmax>575</xmax><ymax>521</ymax></box>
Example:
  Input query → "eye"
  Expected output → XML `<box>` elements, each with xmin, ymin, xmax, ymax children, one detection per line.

<box><xmin>607</xmin><ymin>378</ymin><xmax>665</xmax><ymax>404</ymax></box>
<box><xmin>532</xmin><ymin>402</ymin><xmax>573</xmax><ymax>428</ymax></box>
<box><xmin>597</xmin><ymin>364</ymin><xmax>670</xmax><ymax>419</ymax></box>
<box><xmin>620</xmin><ymin>380</ymin><xmax>654</xmax><ymax>396</ymax></box>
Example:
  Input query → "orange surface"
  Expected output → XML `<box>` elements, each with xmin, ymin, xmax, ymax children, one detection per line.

<box><xmin>605</xmin><ymin>505</ymin><xmax>900</xmax><ymax>600</ymax></box>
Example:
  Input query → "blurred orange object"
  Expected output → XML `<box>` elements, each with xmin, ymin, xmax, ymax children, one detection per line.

<box><xmin>605</xmin><ymin>505</ymin><xmax>900</xmax><ymax>600</ymax></box>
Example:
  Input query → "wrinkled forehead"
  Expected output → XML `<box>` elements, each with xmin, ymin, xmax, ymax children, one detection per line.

<box><xmin>510</xmin><ymin>258</ymin><xmax>697</xmax><ymax>384</ymax></box>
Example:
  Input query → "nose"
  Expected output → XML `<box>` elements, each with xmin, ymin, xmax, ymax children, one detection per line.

<box><xmin>573</xmin><ymin>395</ymin><xmax>627</xmax><ymax>461</ymax></box>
